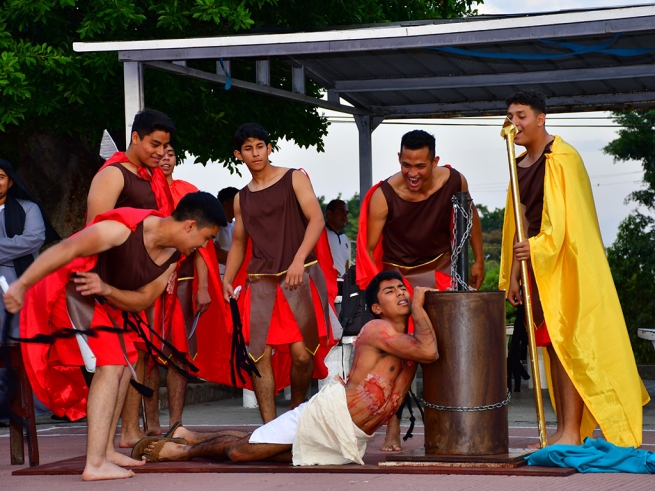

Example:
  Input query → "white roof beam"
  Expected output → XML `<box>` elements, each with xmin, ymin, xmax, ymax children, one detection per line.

<box><xmin>142</xmin><ymin>61</ymin><xmax>369</xmax><ymax>116</ymax></box>
<box><xmin>334</xmin><ymin>64</ymin><xmax>655</xmax><ymax>93</ymax></box>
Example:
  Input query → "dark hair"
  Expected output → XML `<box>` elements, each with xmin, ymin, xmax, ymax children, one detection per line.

<box><xmin>172</xmin><ymin>191</ymin><xmax>227</xmax><ymax>228</ymax></box>
<box><xmin>400</xmin><ymin>130</ymin><xmax>436</xmax><ymax>160</ymax></box>
<box><xmin>233</xmin><ymin>123</ymin><xmax>269</xmax><ymax>151</ymax></box>
<box><xmin>131</xmin><ymin>109</ymin><xmax>176</xmax><ymax>140</ymax></box>
<box><xmin>217</xmin><ymin>186</ymin><xmax>239</xmax><ymax>205</ymax></box>
<box><xmin>505</xmin><ymin>90</ymin><xmax>547</xmax><ymax>115</ymax></box>
<box><xmin>326</xmin><ymin>199</ymin><xmax>346</xmax><ymax>213</ymax></box>
<box><xmin>365</xmin><ymin>271</ymin><xmax>405</xmax><ymax>318</ymax></box>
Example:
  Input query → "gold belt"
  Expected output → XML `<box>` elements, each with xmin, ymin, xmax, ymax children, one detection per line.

<box><xmin>247</xmin><ymin>260</ymin><xmax>318</xmax><ymax>278</ymax></box>
<box><xmin>383</xmin><ymin>253</ymin><xmax>445</xmax><ymax>271</ymax></box>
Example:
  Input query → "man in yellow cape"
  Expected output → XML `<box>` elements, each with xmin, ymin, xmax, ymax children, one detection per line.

<box><xmin>499</xmin><ymin>90</ymin><xmax>649</xmax><ymax>448</ymax></box>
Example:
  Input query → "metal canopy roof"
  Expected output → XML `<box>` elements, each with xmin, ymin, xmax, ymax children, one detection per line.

<box><xmin>73</xmin><ymin>5</ymin><xmax>655</xmax><ymax>196</ymax></box>
<box><xmin>74</xmin><ymin>5</ymin><xmax>655</xmax><ymax>119</ymax></box>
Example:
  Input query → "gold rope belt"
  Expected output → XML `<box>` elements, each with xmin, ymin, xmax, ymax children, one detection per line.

<box><xmin>246</xmin><ymin>260</ymin><xmax>318</xmax><ymax>278</ymax></box>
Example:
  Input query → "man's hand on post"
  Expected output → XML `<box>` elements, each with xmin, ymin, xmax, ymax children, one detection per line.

<box><xmin>513</xmin><ymin>239</ymin><xmax>531</xmax><ymax>262</ymax></box>
<box><xmin>412</xmin><ymin>286</ymin><xmax>437</xmax><ymax>311</ymax></box>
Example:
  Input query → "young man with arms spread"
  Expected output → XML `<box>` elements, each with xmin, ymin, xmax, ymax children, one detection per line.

<box><xmin>356</xmin><ymin>129</ymin><xmax>484</xmax><ymax>451</ymax></box>
<box><xmin>500</xmin><ymin>90</ymin><xmax>649</xmax><ymax>448</ymax></box>
<box><xmin>222</xmin><ymin>123</ymin><xmax>335</xmax><ymax>424</ymax></box>
<box><xmin>87</xmin><ymin>109</ymin><xmax>177</xmax><ymax>447</ymax></box>
<box><xmin>135</xmin><ymin>271</ymin><xmax>438</xmax><ymax>466</ymax></box>
<box><xmin>3</xmin><ymin>192</ymin><xmax>224</xmax><ymax>480</ymax></box>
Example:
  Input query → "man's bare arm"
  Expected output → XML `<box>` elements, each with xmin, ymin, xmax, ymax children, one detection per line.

<box><xmin>3</xmin><ymin>221</ymin><xmax>131</xmax><ymax>312</ymax></box>
<box><xmin>86</xmin><ymin>166</ymin><xmax>125</xmax><ymax>225</ymax></box>
<box><xmin>194</xmin><ymin>250</ymin><xmax>211</xmax><ymax>313</ymax></box>
<box><xmin>367</xmin><ymin>288</ymin><xmax>438</xmax><ymax>364</ymax></box>
<box><xmin>101</xmin><ymin>263</ymin><xmax>175</xmax><ymax>312</ymax></box>
<box><xmin>285</xmin><ymin>170</ymin><xmax>325</xmax><ymax>289</ymax></box>
<box><xmin>223</xmin><ymin>194</ymin><xmax>248</xmax><ymax>300</ymax></box>
<box><xmin>366</xmin><ymin>187</ymin><xmax>388</xmax><ymax>264</ymax></box>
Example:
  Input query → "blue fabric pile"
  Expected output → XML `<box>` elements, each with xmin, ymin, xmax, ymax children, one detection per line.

<box><xmin>527</xmin><ymin>438</ymin><xmax>655</xmax><ymax>473</ymax></box>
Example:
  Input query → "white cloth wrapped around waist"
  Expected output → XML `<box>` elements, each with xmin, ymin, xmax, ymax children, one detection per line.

<box><xmin>293</xmin><ymin>382</ymin><xmax>373</xmax><ymax>466</ymax></box>
<box><xmin>248</xmin><ymin>382</ymin><xmax>374</xmax><ymax>466</ymax></box>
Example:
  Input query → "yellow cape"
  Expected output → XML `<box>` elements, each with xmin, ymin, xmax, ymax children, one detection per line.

<box><xmin>499</xmin><ymin>136</ymin><xmax>649</xmax><ymax>447</ymax></box>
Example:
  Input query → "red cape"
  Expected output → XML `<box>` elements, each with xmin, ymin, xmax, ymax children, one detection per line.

<box><xmin>356</xmin><ymin>182</ymin><xmax>385</xmax><ymax>291</ymax></box>
<box><xmin>156</xmin><ymin>179</ymin><xmax>232</xmax><ymax>384</ymax></box>
<box><xmin>20</xmin><ymin>208</ymin><xmax>162</xmax><ymax>421</ymax></box>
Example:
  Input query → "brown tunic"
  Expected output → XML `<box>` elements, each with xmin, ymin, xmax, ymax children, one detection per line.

<box><xmin>517</xmin><ymin>141</ymin><xmax>552</xmax><ymax>239</ymax></box>
<box><xmin>111</xmin><ymin>163</ymin><xmax>158</xmax><ymax>211</ymax></box>
<box><xmin>94</xmin><ymin>221</ymin><xmax>180</xmax><ymax>291</ymax></box>
<box><xmin>380</xmin><ymin>167</ymin><xmax>462</xmax><ymax>267</ymax></box>
<box><xmin>517</xmin><ymin>140</ymin><xmax>553</xmax><ymax>329</ymax></box>
<box><xmin>239</xmin><ymin>169</ymin><xmax>315</xmax><ymax>275</ymax></box>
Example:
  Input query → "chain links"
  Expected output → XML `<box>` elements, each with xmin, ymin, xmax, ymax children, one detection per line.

<box><xmin>420</xmin><ymin>389</ymin><xmax>512</xmax><ymax>412</ymax></box>
<box><xmin>450</xmin><ymin>195</ymin><xmax>474</xmax><ymax>291</ymax></box>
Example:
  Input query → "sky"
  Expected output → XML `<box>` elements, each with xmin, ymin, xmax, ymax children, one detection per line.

<box><xmin>173</xmin><ymin>0</ymin><xmax>651</xmax><ymax>246</ymax></box>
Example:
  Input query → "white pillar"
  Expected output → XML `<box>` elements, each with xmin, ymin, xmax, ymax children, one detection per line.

<box><xmin>123</xmin><ymin>62</ymin><xmax>144</xmax><ymax>148</ymax></box>
<box><xmin>354</xmin><ymin>115</ymin><xmax>373</xmax><ymax>201</ymax></box>
<box><xmin>243</xmin><ymin>388</ymin><xmax>259</xmax><ymax>408</ymax></box>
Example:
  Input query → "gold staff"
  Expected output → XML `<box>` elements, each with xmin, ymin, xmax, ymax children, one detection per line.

<box><xmin>500</xmin><ymin>118</ymin><xmax>547</xmax><ymax>448</ymax></box>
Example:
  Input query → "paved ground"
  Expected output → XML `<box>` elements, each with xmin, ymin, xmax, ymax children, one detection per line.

<box><xmin>2</xmin><ymin>381</ymin><xmax>654</xmax><ymax>490</ymax></box>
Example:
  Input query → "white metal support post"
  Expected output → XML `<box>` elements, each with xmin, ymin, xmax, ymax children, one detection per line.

<box><xmin>124</xmin><ymin>62</ymin><xmax>145</xmax><ymax>148</ymax></box>
<box><xmin>354</xmin><ymin>115</ymin><xmax>384</xmax><ymax>201</ymax></box>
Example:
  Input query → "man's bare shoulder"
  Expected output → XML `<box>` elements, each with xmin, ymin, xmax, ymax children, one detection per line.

<box><xmin>358</xmin><ymin>319</ymin><xmax>399</xmax><ymax>341</ymax></box>
<box><xmin>93</xmin><ymin>164</ymin><xmax>124</xmax><ymax>182</ymax></box>
<box><xmin>386</xmin><ymin>172</ymin><xmax>404</xmax><ymax>190</ymax></box>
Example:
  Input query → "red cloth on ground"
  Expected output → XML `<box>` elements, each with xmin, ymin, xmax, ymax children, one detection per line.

<box><xmin>20</xmin><ymin>208</ymin><xmax>161</xmax><ymax>421</ymax></box>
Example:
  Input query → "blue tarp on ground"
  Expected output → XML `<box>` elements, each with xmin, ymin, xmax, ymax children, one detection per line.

<box><xmin>527</xmin><ymin>438</ymin><xmax>655</xmax><ymax>473</ymax></box>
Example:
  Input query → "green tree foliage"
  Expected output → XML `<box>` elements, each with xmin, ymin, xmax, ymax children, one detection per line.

<box><xmin>0</xmin><ymin>0</ymin><xmax>482</xmax><ymax>235</ymax></box>
<box><xmin>0</xmin><ymin>0</ymin><xmax>482</xmax><ymax>165</ymax></box>
<box><xmin>475</xmin><ymin>204</ymin><xmax>516</xmax><ymax>323</ymax></box>
<box><xmin>604</xmin><ymin>110</ymin><xmax>655</xmax><ymax>210</ymax></box>
<box><xmin>604</xmin><ymin>109</ymin><xmax>655</xmax><ymax>364</ymax></box>
<box><xmin>606</xmin><ymin>213</ymin><xmax>655</xmax><ymax>364</ymax></box>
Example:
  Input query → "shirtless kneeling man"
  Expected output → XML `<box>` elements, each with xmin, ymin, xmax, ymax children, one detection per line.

<box><xmin>135</xmin><ymin>271</ymin><xmax>438</xmax><ymax>465</ymax></box>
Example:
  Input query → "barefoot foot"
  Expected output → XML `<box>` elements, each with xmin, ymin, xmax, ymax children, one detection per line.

<box><xmin>119</xmin><ymin>430</ymin><xmax>147</xmax><ymax>448</ymax></box>
<box><xmin>381</xmin><ymin>420</ymin><xmax>402</xmax><ymax>452</ymax></box>
<box><xmin>107</xmin><ymin>449</ymin><xmax>146</xmax><ymax>467</ymax></box>
<box><xmin>146</xmin><ymin>425</ymin><xmax>163</xmax><ymax>436</ymax></box>
<box><xmin>171</xmin><ymin>425</ymin><xmax>201</xmax><ymax>444</ymax></box>
<box><xmin>551</xmin><ymin>434</ymin><xmax>580</xmax><ymax>446</ymax></box>
<box><xmin>82</xmin><ymin>460</ymin><xmax>135</xmax><ymax>481</ymax></box>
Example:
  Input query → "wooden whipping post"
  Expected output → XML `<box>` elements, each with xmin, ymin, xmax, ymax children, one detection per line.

<box><xmin>500</xmin><ymin>118</ymin><xmax>547</xmax><ymax>448</ymax></box>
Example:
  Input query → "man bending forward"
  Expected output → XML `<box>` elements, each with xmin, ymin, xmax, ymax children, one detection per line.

<box><xmin>136</xmin><ymin>271</ymin><xmax>438</xmax><ymax>465</ymax></box>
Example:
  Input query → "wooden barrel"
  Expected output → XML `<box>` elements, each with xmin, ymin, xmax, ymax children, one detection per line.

<box><xmin>422</xmin><ymin>290</ymin><xmax>508</xmax><ymax>455</ymax></box>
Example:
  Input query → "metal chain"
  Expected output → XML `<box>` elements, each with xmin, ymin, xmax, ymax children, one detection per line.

<box><xmin>420</xmin><ymin>389</ymin><xmax>511</xmax><ymax>412</ymax></box>
<box><xmin>450</xmin><ymin>195</ymin><xmax>474</xmax><ymax>291</ymax></box>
